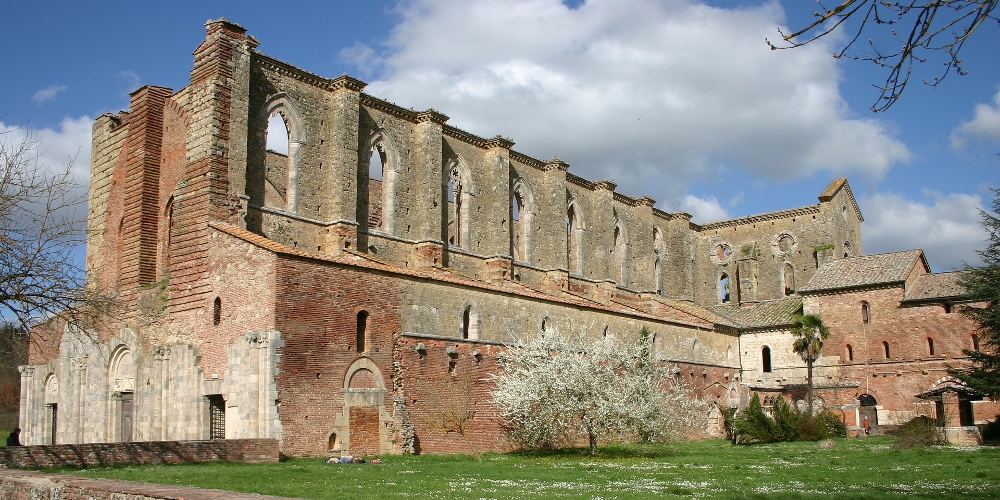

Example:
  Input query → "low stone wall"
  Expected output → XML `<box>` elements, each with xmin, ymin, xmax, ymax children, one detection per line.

<box><xmin>0</xmin><ymin>469</ymin><xmax>297</xmax><ymax>500</ymax></box>
<box><xmin>0</xmin><ymin>438</ymin><xmax>278</xmax><ymax>469</ymax></box>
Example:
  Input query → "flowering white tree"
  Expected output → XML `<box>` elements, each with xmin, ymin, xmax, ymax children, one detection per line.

<box><xmin>491</xmin><ymin>328</ymin><xmax>704</xmax><ymax>455</ymax></box>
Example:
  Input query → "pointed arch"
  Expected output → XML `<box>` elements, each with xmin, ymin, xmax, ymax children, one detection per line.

<box><xmin>365</xmin><ymin>129</ymin><xmax>401</xmax><ymax>235</ymax></box>
<box><xmin>257</xmin><ymin>94</ymin><xmax>306</xmax><ymax>213</ymax></box>
<box><xmin>782</xmin><ymin>262</ymin><xmax>795</xmax><ymax>296</ymax></box>
<box><xmin>653</xmin><ymin>227</ymin><xmax>665</xmax><ymax>295</ymax></box>
<box><xmin>511</xmin><ymin>177</ymin><xmax>535</xmax><ymax>263</ymax></box>
<box><xmin>566</xmin><ymin>197</ymin><xmax>584</xmax><ymax>274</ymax></box>
<box><xmin>612</xmin><ymin>211</ymin><xmax>628</xmax><ymax>285</ymax></box>
<box><xmin>445</xmin><ymin>155</ymin><xmax>474</xmax><ymax>249</ymax></box>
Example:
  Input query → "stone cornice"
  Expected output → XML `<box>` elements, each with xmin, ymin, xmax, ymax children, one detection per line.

<box><xmin>416</xmin><ymin>109</ymin><xmax>449</xmax><ymax>125</ymax></box>
<box><xmin>359</xmin><ymin>94</ymin><xmax>419</xmax><ymax>122</ymax></box>
<box><xmin>484</xmin><ymin>135</ymin><xmax>515</xmax><ymax>150</ymax></box>
<box><xmin>566</xmin><ymin>173</ymin><xmax>596</xmax><ymax>190</ymax></box>
<box><xmin>693</xmin><ymin>204</ymin><xmax>821</xmax><ymax>231</ymax></box>
<box><xmin>594</xmin><ymin>179</ymin><xmax>617</xmax><ymax>192</ymax></box>
<box><xmin>253</xmin><ymin>52</ymin><xmax>366</xmax><ymax>93</ymax></box>
<box><xmin>442</xmin><ymin>125</ymin><xmax>489</xmax><ymax>148</ymax></box>
<box><xmin>544</xmin><ymin>157</ymin><xmax>570</xmax><ymax>172</ymax></box>
<box><xmin>509</xmin><ymin>151</ymin><xmax>545</xmax><ymax>170</ymax></box>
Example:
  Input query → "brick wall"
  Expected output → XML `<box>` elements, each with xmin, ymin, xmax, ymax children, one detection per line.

<box><xmin>0</xmin><ymin>438</ymin><xmax>278</xmax><ymax>469</ymax></box>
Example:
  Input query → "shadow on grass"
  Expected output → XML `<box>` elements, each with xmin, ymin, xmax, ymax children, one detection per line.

<box><xmin>505</xmin><ymin>441</ymin><xmax>682</xmax><ymax>460</ymax></box>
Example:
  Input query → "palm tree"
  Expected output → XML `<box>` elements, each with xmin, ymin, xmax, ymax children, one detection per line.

<box><xmin>791</xmin><ymin>308</ymin><xmax>830</xmax><ymax>415</ymax></box>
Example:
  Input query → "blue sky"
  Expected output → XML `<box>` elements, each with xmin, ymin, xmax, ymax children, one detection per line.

<box><xmin>2</xmin><ymin>0</ymin><xmax>998</xmax><ymax>271</ymax></box>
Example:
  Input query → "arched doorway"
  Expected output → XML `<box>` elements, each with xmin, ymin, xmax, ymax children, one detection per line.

<box><xmin>859</xmin><ymin>393</ymin><xmax>878</xmax><ymax>427</ymax></box>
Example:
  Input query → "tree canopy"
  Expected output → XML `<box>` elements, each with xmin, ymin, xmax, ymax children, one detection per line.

<box><xmin>953</xmin><ymin>187</ymin><xmax>1000</xmax><ymax>397</ymax></box>
<box><xmin>790</xmin><ymin>308</ymin><xmax>831</xmax><ymax>415</ymax></box>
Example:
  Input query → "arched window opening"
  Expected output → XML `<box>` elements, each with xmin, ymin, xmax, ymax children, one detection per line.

<box><xmin>567</xmin><ymin>202</ymin><xmax>582</xmax><ymax>274</ymax></box>
<box><xmin>843</xmin><ymin>241</ymin><xmax>852</xmax><ymax>258</ymax></box>
<box><xmin>369</xmin><ymin>145</ymin><xmax>384</xmax><ymax>181</ymax></box>
<box><xmin>328</xmin><ymin>432</ymin><xmax>340</xmax><ymax>451</ymax></box>
<box><xmin>653</xmin><ymin>228</ymin><xmax>664</xmax><ymax>295</ymax></box>
<box><xmin>846</xmin><ymin>344</ymin><xmax>854</xmax><ymax>361</ymax></box>
<box><xmin>264</xmin><ymin>112</ymin><xmax>291</xmax><ymax>210</ymax></box>
<box><xmin>719</xmin><ymin>273</ymin><xmax>730</xmax><ymax>303</ymax></box>
<box><xmin>762</xmin><ymin>346</ymin><xmax>772</xmax><ymax>373</ymax></box>
<box><xmin>612</xmin><ymin>215</ymin><xmax>627</xmax><ymax>285</ymax></box>
<box><xmin>883</xmin><ymin>341</ymin><xmax>891</xmax><ymax>359</ymax></box>
<box><xmin>212</xmin><ymin>297</ymin><xmax>221</xmax><ymax>326</ymax></box>
<box><xmin>540</xmin><ymin>317</ymin><xmax>548</xmax><ymax>335</ymax></box>
<box><xmin>973</xmin><ymin>335</ymin><xmax>981</xmax><ymax>352</ymax></box>
<box><xmin>356</xmin><ymin>311</ymin><xmax>369</xmax><ymax>353</ymax></box>
<box><xmin>445</xmin><ymin>158</ymin><xmax>472</xmax><ymax>250</ymax></box>
<box><xmin>654</xmin><ymin>256</ymin><xmax>662</xmax><ymax>295</ymax></box>
<box><xmin>782</xmin><ymin>263</ymin><xmax>795</xmax><ymax>296</ymax></box>
<box><xmin>927</xmin><ymin>337</ymin><xmax>935</xmax><ymax>356</ymax></box>
<box><xmin>861</xmin><ymin>302</ymin><xmax>870</xmax><ymax>324</ymax></box>
<box><xmin>164</xmin><ymin>197</ymin><xmax>175</xmax><ymax>250</ymax></box>
<box><xmin>512</xmin><ymin>191</ymin><xmax>524</xmax><ymax>260</ymax></box>
<box><xmin>461</xmin><ymin>306</ymin><xmax>471</xmax><ymax>340</ymax></box>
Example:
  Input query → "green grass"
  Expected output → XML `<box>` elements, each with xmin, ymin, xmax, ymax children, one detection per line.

<box><xmin>0</xmin><ymin>429</ymin><xmax>9</xmax><ymax>447</ymax></box>
<box><xmin>66</xmin><ymin>438</ymin><xmax>1000</xmax><ymax>499</ymax></box>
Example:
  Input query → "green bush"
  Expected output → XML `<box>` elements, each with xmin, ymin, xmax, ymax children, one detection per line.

<box><xmin>733</xmin><ymin>394</ymin><xmax>778</xmax><ymax>443</ymax></box>
<box><xmin>733</xmin><ymin>396</ymin><xmax>847</xmax><ymax>444</ymax></box>
<box><xmin>892</xmin><ymin>416</ymin><xmax>946</xmax><ymax>448</ymax></box>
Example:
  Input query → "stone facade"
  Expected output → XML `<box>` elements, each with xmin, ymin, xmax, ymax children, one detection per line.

<box><xmin>16</xmin><ymin>19</ymin><xmax>993</xmax><ymax>456</ymax></box>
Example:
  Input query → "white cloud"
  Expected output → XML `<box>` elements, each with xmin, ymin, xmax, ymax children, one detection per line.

<box><xmin>951</xmin><ymin>89</ymin><xmax>1000</xmax><ymax>148</ymax></box>
<box><xmin>1</xmin><ymin>117</ymin><xmax>93</xmax><ymax>186</ymax></box>
<box><xmin>678</xmin><ymin>194</ymin><xmax>729</xmax><ymax>223</ymax></box>
<box><xmin>859</xmin><ymin>190</ymin><xmax>985</xmax><ymax>271</ymax></box>
<box><xmin>357</xmin><ymin>0</ymin><xmax>911</xmax><ymax>206</ymax></box>
<box><xmin>32</xmin><ymin>84</ymin><xmax>67</xmax><ymax>105</ymax></box>
<box><xmin>118</xmin><ymin>71</ymin><xmax>141</xmax><ymax>96</ymax></box>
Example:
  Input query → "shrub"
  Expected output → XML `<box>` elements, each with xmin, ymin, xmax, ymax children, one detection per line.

<box><xmin>892</xmin><ymin>416</ymin><xmax>946</xmax><ymax>448</ymax></box>
<box><xmin>799</xmin><ymin>410</ymin><xmax>847</xmax><ymax>441</ymax></box>
<box><xmin>981</xmin><ymin>414</ymin><xmax>1000</xmax><ymax>441</ymax></box>
<box><xmin>771</xmin><ymin>397</ymin><xmax>801</xmax><ymax>442</ymax></box>
<box><xmin>733</xmin><ymin>394</ymin><xmax>778</xmax><ymax>443</ymax></box>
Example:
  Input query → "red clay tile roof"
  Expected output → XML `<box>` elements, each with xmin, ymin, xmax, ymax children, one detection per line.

<box><xmin>708</xmin><ymin>297</ymin><xmax>802</xmax><ymax>329</ymax></box>
<box><xmin>798</xmin><ymin>250</ymin><xmax>924</xmax><ymax>293</ymax></box>
<box><xmin>208</xmin><ymin>222</ymin><xmax>721</xmax><ymax>330</ymax></box>
<box><xmin>903</xmin><ymin>271</ymin><xmax>967</xmax><ymax>302</ymax></box>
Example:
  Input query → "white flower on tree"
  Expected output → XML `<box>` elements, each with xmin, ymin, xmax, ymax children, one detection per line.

<box><xmin>491</xmin><ymin>328</ymin><xmax>704</xmax><ymax>455</ymax></box>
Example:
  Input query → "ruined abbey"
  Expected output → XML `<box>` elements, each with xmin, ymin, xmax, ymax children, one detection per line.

<box><xmin>16</xmin><ymin>19</ymin><xmax>998</xmax><ymax>455</ymax></box>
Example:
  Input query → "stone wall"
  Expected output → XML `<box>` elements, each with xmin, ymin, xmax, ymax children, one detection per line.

<box><xmin>0</xmin><ymin>470</ymin><xmax>296</xmax><ymax>500</ymax></box>
<box><xmin>0</xmin><ymin>438</ymin><xmax>278</xmax><ymax>469</ymax></box>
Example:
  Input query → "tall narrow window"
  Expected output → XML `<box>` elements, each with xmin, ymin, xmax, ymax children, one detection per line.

<box><xmin>846</xmin><ymin>344</ymin><xmax>854</xmax><ymax>361</ymax></box>
<box><xmin>511</xmin><ymin>178</ymin><xmax>533</xmax><ymax>263</ymax></box>
<box><xmin>264</xmin><ymin>112</ymin><xmax>291</xmax><ymax>210</ymax></box>
<box><xmin>927</xmin><ymin>337</ymin><xmax>935</xmax><ymax>356</ymax></box>
<box><xmin>612</xmin><ymin>215</ymin><xmax>627</xmax><ymax>285</ymax></box>
<box><xmin>762</xmin><ymin>346</ymin><xmax>772</xmax><ymax>373</ymax></box>
<box><xmin>461</xmin><ymin>306</ymin><xmax>471</xmax><ymax>339</ymax></box>
<box><xmin>973</xmin><ymin>335</ymin><xmax>981</xmax><ymax>352</ymax></box>
<box><xmin>883</xmin><ymin>341</ymin><xmax>891</xmax><ymax>359</ymax></box>
<box><xmin>213</xmin><ymin>297</ymin><xmax>222</xmax><ymax>326</ymax></box>
<box><xmin>654</xmin><ymin>256</ymin><xmax>662</xmax><ymax>295</ymax></box>
<box><xmin>567</xmin><ymin>202</ymin><xmax>582</xmax><ymax>274</ymax></box>
<box><xmin>861</xmin><ymin>302</ymin><xmax>870</xmax><ymax>324</ymax></box>
<box><xmin>719</xmin><ymin>273</ymin><xmax>730</xmax><ymax>303</ymax></box>
<box><xmin>844</xmin><ymin>241</ymin><xmax>852</xmax><ymax>258</ymax></box>
<box><xmin>356</xmin><ymin>311</ymin><xmax>369</xmax><ymax>353</ymax></box>
<box><xmin>653</xmin><ymin>227</ymin><xmax>664</xmax><ymax>295</ymax></box>
<box><xmin>782</xmin><ymin>263</ymin><xmax>795</xmax><ymax>296</ymax></box>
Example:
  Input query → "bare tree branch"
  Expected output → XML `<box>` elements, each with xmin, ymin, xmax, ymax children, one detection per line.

<box><xmin>767</xmin><ymin>1</ymin><xmax>999</xmax><ymax>112</ymax></box>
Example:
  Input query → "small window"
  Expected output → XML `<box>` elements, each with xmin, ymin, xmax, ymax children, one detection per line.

<box><xmin>927</xmin><ymin>337</ymin><xmax>935</xmax><ymax>356</ymax></box>
<box><xmin>540</xmin><ymin>317</ymin><xmax>548</xmax><ymax>334</ymax></box>
<box><xmin>861</xmin><ymin>302</ymin><xmax>870</xmax><ymax>324</ymax></box>
<box><xmin>944</xmin><ymin>303</ymin><xmax>952</xmax><ymax>314</ymax></box>
<box><xmin>973</xmin><ymin>335</ymin><xmax>980</xmax><ymax>352</ymax></box>
<box><xmin>719</xmin><ymin>273</ymin><xmax>730</xmax><ymax>303</ymax></box>
<box><xmin>461</xmin><ymin>306</ymin><xmax>471</xmax><ymax>340</ymax></box>
<box><xmin>356</xmin><ymin>311</ymin><xmax>369</xmax><ymax>353</ymax></box>
<box><xmin>762</xmin><ymin>346</ymin><xmax>772</xmax><ymax>373</ymax></box>
<box><xmin>213</xmin><ymin>297</ymin><xmax>222</xmax><ymax>326</ymax></box>
<box><xmin>883</xmin><ymin>341</ymin><xmax>890</xmax><ymax>359</ymax></box>
<box><xmin>846</xmin><ymin>344</ymin><xmax>854</xmax><ymax>361</ymax></box>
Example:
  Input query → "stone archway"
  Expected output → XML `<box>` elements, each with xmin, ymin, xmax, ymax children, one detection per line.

<box><xmin>337</xmin><ymin>358</ymin><xmax>391</xmax><ymax>456</ymax></box>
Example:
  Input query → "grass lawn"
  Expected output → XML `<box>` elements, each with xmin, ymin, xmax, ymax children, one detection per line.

<box><xmin>0</xmin><ymin>429</ymin><xmax>7</xmax><ymax>447</ymax></box>
<box><xmin>67</xmin><ymin>437</ymin><xmax>1000</xmax><ymax>499</ymax></box>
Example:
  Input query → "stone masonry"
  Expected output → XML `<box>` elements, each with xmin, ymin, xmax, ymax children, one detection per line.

<box><xmin>17</xmin><ymin>19</ymin><xmax>993</xmax><ymax>456</ymax></box>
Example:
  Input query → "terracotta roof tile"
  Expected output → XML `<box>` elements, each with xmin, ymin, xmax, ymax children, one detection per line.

<box><xmin>208</xmin><ymin>223</ymin><xmax>717</xmax><ymax>330</ymax></box>
<box><xmin>798</xmin><ymin>250</ymin><xmax>923</xmax><ymax>293</ymax></box>
<box><xmin>904</xmin><ymin>271</ymin><xmax>967</xmax><ymax>301</ymax></box>
<box><xmin>708</xmin><ymin>297</ymin><xmax>802</xmax><ymax>329</ymax></box>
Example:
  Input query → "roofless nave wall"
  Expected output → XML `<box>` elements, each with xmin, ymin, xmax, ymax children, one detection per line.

<box><xmin>20</xmin><ymin>18</ymin><xmax>924</xmax><ymax>457</ymax></box>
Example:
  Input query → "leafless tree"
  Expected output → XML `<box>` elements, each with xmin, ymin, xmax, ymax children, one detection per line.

<box><xmin>0</xmin><ymin>128</ymin><xmax>113</xmax><ymax>344</ymax></box>
<box><xmin>768</xmin><ymin>1</ymin><xmax>998</xmax><ymax>112</ymax></box>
